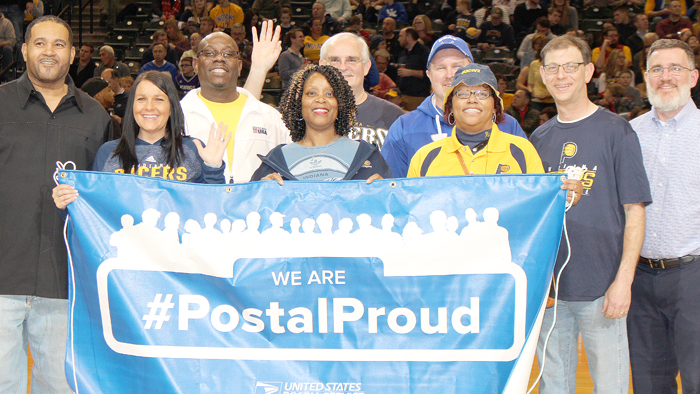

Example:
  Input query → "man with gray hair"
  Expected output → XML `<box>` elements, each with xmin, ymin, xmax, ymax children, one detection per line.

<box><xmin>94</xmin><ymin>45</ymin><xmax>130</xmax><ymax>77</ymax></box>
<box><xmin>320</xmin><ymin>32</ymin><xmax>404</xmax><ymax>149</ymax></box>
<box><xmin>629</xmin><ymin>38</ymin><xmax>700</xmax><ymax>394</ymax></box>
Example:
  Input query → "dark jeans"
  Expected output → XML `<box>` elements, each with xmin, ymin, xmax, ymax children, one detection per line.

<box><xmin>628</xmin><ymin>260</ymin><xmax>700</xmax><ymax>394</ymax></box>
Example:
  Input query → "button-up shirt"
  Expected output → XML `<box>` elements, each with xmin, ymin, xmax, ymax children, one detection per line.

<box><xmin>631</xmin><ymin>99</ymin><xmax>700</xmax><ymax>258</ymax></box>
<box><xmin>0</xmin><ymin>73</ymin><xmax>110</xmax><ymax>298</ymax></box>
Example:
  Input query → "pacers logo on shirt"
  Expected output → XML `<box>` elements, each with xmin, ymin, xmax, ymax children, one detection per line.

<box><xmin>495</xmin><ymin>164</ymin><xmax>511</xmax><ymax>174</ymax></box>
<box><xmin>552</xmin><ymin>142</ymin><xmax>597</xmax><ymax>196</ymax></box>
<box><xmin>559</xmin><ymin>142</ymin><xmax>577</xmax><ymax>165</ymax></box>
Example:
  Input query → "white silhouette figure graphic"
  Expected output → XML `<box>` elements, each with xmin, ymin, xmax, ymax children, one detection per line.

<box><xmin>262</xmin><ymin>212</ymin><xmax>289</xmax><ymax>237</ymax></box>
<box><xmin>104</xmin><ymin>207</ymin><xmax>517</xmax><ymax>276</ymax></box>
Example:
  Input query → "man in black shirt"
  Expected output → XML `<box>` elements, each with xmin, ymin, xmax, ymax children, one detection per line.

<box><xmin>140</xmin><ymin>30</ymin><xmax>180</xmax><ymax>68</ymax></box>
<box><xmin>477</xmin><ymin>7</ymin><xmax>515</xmax><ymax>51</ymax></box>
<box><xmin>69</xmin><ymin>43</ymin><xmax>97</xmax><ymax>88</ymax></box>
<box><xmin>0</xmin><ymin>16</ymin><xmax>111</xmax><ymax>393</ymax></box>
<box><xmin>613</xmin><ymin>5</ymin><xmax>636</xmax><ymax>46</ymax></box>
<box><xmin>625</xmin><ymin>13</ymin><xmax>649</xmax><ymax>56</ymax></box>
<box><xmin>513</xmin><ymin>0</ymin><xmax>547</xmax><ymax>38</ymax></box>
<box><xmin>396</xmin><ymin>27</ymin><xmax>430</xmax><ymax>110</ymax></box>
<box><xmin>100</xmin><ymin>67</ymin><xmax>128</xmax><ymax>119</ymax></box>
<box><xmin>382</xmin><ymin>17</ymin><xmax>402</xmax><ymax>63</ymax></box>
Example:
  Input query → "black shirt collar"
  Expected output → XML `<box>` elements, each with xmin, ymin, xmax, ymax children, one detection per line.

<box><xmin>17</xmin><ymin>73</ymin><xmax>85</xmax><ymax>111</ymax></box>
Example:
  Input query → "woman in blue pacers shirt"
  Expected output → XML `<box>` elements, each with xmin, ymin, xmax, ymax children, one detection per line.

<box><xmin>52</xmin><ymin>71</ymin><xmax>230</xmax><ymax>209</ymax></box>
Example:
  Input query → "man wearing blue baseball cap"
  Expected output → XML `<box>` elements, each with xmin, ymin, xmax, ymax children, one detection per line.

<box><xmin>407</xmin><ymin>64</ymin><xmax>544</xmax><ymax>177</ymax></box>
<box><xmin>381</xmin><ymin>35</ymin><xmax>527</xmax><ymax>178</ymax></box>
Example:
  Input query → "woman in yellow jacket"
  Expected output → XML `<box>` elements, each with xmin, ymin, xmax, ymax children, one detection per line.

<box><xmin>407</xmin><ymin>63</ymin><xmax>582</xmax><ymax>204</ymax></box>
<box><xmin>407</xmin><ymin>63</ymin><xmax>544</xmax><ymax>177</ymax></box>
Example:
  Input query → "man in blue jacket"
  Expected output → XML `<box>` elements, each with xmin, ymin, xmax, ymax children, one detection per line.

<box><xmin>381</xmin><ymin>35</ymin><xmax>527</xmax><ymax>178</ymax></box>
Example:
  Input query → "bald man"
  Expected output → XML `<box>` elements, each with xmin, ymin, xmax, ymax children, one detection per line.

<box><xmin>180</xmin><ymin>31</ymin><xmax>290</xmax><ymax>183</ymax></box>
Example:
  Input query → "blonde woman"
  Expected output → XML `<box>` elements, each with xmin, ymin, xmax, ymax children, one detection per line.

<box><xmin>164</xmin><ymin>18</ymin><xmax>191</xmax><ymax>58</ymax></box>
<box><xmin>526</xmin><ymin>35</ymin><xmax>554</xmax><ymax>111</ymax></box>
<box><xmin>412</xmin><ymin>15</ymin><xmax>434</xmax><ymax>47</ymax></box>
<box><xmin>597</xmin><ymin>49</ymin><xmax>633</xmax><ymax>94</ymax></box>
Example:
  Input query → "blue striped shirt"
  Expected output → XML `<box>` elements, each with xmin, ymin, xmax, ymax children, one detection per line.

<box><xmin>631</xmin><ymin>99</ymin><xmax>700</xmax><ymax>258</ymax></box>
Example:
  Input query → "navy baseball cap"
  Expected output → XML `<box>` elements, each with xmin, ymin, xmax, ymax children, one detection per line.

<box><xmin>426</xmin><ymin>35</ymin><xmax>474</xmax><ymax>69</ymax></box>
<box><xmin>443</xmin><ymin>64</ymin><xmax>502</xmax><ymax>107</ymax></box>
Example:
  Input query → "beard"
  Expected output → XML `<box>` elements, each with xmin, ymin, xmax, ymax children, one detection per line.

<box><xmin>647</xmin><ymin>80</ymin><xmax>692</xmax><ymax>113</ymax></box>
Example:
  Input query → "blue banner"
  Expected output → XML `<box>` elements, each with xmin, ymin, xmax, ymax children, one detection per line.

<box><xmin>60</xmin><ymin>171</ymin><xmax>565</xmax><ymax>394</ymax></box>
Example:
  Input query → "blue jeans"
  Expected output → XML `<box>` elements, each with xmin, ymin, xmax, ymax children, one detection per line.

<box><xmin>536</xmin><ymin>296</ymin><xmax>630</xmax><ymax>394</ymax></box>
<box><xmin>0</xmin><ymin>296</ymin><xmax>73</xmax><ymax>394</ymax></box>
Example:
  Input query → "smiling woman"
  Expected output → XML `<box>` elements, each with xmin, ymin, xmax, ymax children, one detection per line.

<box><xmin>250</xmin><ymin>65</ymin><xmax>392</xmax><ymax>183</ymax></box>
<box><xmin>407</xmin><ymin>63</ymin><xmax>544</xmax><ymax>177</ymax></box>
<box><xmin>52</xmin><ymin>71</ymin><xmax>232</xmax><ymax>209</ymax></box>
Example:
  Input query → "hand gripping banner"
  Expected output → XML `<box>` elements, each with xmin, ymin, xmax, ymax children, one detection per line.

<box><xmin>60</xmin><ymin>171</ymin><xmax>566</xmax><ymax>394</ymax></box>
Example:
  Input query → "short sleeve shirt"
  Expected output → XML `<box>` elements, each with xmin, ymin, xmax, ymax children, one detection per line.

<box><xmin>530</xmin><ymin>107</ymin><xmax>651</xmax><ymax>301</ymax></box>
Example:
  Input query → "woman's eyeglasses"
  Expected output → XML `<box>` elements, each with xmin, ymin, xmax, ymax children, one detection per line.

<box><xmin>454</xmin><ymin>89</ymin><xmax>491</xmax><ymax>100</ymax></box>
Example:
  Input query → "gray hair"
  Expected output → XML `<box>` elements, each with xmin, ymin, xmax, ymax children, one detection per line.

<box><xmin>647</xmin><ymin>39</ymin><xmax>695</xmax><ymax>69</ymax></box>
<box><xmin>320</xmin><ymin>32</ymin><xmax>370</xmax><ymax>63</ymax></box>
<box><xmin>374</xmin><ymin>49</ymin><xmax>391</xmax><ymax>60</ymax></box>
<box><xmin>100</xmin><ymin>45</ymin><xmax>115</xmax><ymax>56</ymax></box>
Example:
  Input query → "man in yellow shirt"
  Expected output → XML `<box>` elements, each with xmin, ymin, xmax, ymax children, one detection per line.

<box><xmin>592</xmin><ymin>27</ymin><xmax>633</xmax><ymax>71</ymax></box>
<box><xmin>645</xmin><ymin>0</ymin><xmax>686</xmax><ymax>20</ymax></box>
<box><xmin>181</xmin><ymin>30</ymin><xmax>291</xmax><ymax>183</ymax></box>
<box><xmin>209</xmin><ymin>0</ymin><xmax>244</xmax><ymax>31</ymax></box>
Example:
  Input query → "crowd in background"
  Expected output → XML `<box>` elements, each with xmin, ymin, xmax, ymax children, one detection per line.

<box><xmin>2</xmin><ymin>0</ymin><xmax>700</xmax><ymax>392</ymax></box>
<box><xmin>7</xmin><ymin>0</ymin><xmax>700</xmax><ymax>124</ymax></box>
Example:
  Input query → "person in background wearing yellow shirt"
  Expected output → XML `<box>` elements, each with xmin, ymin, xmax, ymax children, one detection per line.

<box><xmin>496</xmin><ymin>73</ymin><xmax>513</xmax><ymax>108</ymax></box>
<box><xmin>209</xmin><ymin>0</ymin><xmax>244</xmax><ymax>32</ymax></box>
<box><xmin>303</xmin><ymin>17</ymin><xmax>329</xmax><ymax>63</ymax></box>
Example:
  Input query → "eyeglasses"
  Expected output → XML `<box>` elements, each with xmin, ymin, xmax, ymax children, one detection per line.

<box><xmin>647</xmin><ymin>65</ymin><xmax>691</xmax><ymax>76</ymax></box>
<box><xmin>542</xmin><ymin>62</ymin><xmax>586</xmax><ymax>74</ymax></box>
<box><xmin>454</xmin><ymin>89</ymin><xmax>491</xmax><ymax>100</ymax></box>
<box><xmin>197</xmin><ymin>49</ymin><xmax>240</xmax><ymax>60</ymax></box>
<box><xmin>326</xmin><ymin>57</ymin><xmax>363</xmax><ymax>67</ymax></box>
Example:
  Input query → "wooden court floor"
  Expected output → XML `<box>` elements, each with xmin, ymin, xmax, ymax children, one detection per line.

<box><xmin>28</xmin><ymin>336</ymin><xmax>682</xmax><ymax>393</ymax></box>
<box><xmin>527</xmin><ymin>336</ymin><xmax>683</xmax><ymax>393</ymax></box>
